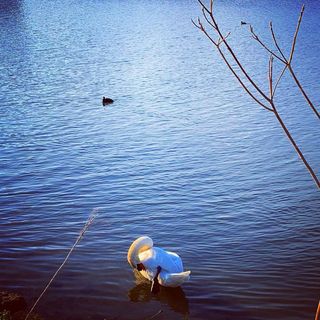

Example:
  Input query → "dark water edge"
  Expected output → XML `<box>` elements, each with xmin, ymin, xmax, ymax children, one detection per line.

<box><xmin>0</xmin><ymin>0</ymin><xmax>319</xmax><ymax>319</ymax></box>
<box><xmin>0</xmin><ymin>290</ymin><xmax>43</xmax><ymax>320</ymax></box>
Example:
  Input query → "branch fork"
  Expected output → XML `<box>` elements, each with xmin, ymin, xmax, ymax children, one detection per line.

<box><xmin>194</xmin><ymin>0</ymin><xmax>320</xmax><ymax>189</ymax></box>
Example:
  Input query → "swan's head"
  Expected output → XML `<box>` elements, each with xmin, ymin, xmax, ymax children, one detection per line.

<box><xmin>127</xmin><ymin>236</ymin><xmax>153</xmax><ymax>269</ymax></box>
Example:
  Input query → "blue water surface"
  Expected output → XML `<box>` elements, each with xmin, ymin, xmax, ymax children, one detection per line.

<box><xmin>0</xmin><ymin>0</ymin><xmax>319</xmax><ymax>319</ymax></box>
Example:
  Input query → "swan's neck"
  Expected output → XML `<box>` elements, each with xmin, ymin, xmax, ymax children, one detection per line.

<box><xmin>127</xmin><ymin>236</ymin><xmax>153</xmax><ymax>268</ymax></box>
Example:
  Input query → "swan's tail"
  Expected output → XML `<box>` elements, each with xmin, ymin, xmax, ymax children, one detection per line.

<box><xmin>159</xmin><ymin>270</ymin><xmax>191</xmax><ymax>287</ymax></box>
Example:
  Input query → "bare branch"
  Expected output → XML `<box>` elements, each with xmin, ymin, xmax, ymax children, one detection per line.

<box><xmin>196</xmin><ymin>18</ymin><xmax>218</xmax><ymax>47</ymax></box>
<box><xmin>272</xmin><ymin>65</ymin><xmax>287</xmax><ymax>99</ymax></box>
<box><xmin>288</xmin><ymin>65</ymin><xmax>320</xmax><ymax>119</ymax></box>
<box><xmin>216</xmin><ymin>46</ymin><xmax>274</xmax><ymax>112</ymax></box>
<box><xmin>272</xmin><ymin>104</ymin><xmax>320</xmax><ymax>188</ymax></box>
<box><xmin>217</xmin><ymin>32</ymin><xmax>231</xmax><ymax>46</ymax></box>
<box><xmin>270</xmin><ymin>22</ymin><xmax>288</xmax><ymax>62</ymax></box>
<box><xmin>197</xmin><ymin>0</ymin><xmax>271</xmax><ymax>103</ymax></box>
<box><xmin>249</xmin><ymin>7</ymin><xmax>320</xmax><ymax>119</ymax></box>
<box><xmin>202</xmin><ymin>8</ymin><xmax>216</xmax><ymax>30</ymax></box>
<box><xmin>268</xmin><ymin>55</ymin><xmax>274</xmax><ymax>99</ymax></box>
<box><xmin>288</xmin><ymin>4</ymin><xmax>305</xmax><ymax>64</ymax></box>
<box><xmin>286</xmin><ymin>6</ymin><xmax>320</xmax><ymax>119</ymax></box>
<box><xmin>191</xmin><ymin>18</ymin><xmax>202</xmax><ymax>30</ymax></box>
<box><xmin>197</xmin><ymin>0</ymin><xmax>211</xmax><ymax>15</ymax></box>
<box><xmin>194</xmin><ymin>1</ymin><xmax>320</xmax><ymax>188</ymax></box>
<box><xmin>210</xmin><ymin>0</ymin><xmax>213</xmax><ymax>14</ymax></box>
<box><xmin>250</xmin><ymin>25</ymin><xmax>286</xmax><ymax>63</ymax></box>
<box><xmin>196</xmin><ymin>19</ymin><xmax>273</xmax><ymax>111</ymax></box>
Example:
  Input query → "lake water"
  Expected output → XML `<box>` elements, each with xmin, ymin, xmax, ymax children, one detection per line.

<box><xmin>0</xmin><ymin>0</ymin><xmax>319</xmax><ymax>319</ymax></box>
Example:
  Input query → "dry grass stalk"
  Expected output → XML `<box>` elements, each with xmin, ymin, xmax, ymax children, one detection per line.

<box><xmin>24</xmin><ymin>208</ymin><xmax>99</xmax><ymax>320</ymax></box>
<box><xmin>193</xmin><ymin>0</ymin><xmax>320</xmax><ymax>189</ymax></box>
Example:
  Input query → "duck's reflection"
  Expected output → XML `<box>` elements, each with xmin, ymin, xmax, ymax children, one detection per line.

<box><xmin>128</xmin><ymin>270</ymin><xmax>189</xmax><ymax>316</ymax></box>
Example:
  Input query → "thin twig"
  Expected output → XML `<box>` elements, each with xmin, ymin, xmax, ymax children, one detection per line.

<box><xmin>250</xmin><ymin>6</ymin><xmax>320</xmax><ymax>119</ymax></box>
<box><xmin>217</xmin><ymin>45</ymin><xmax>273</xmax><ymax>112</ymax></box>
<box><xmin>24</xmin><ymin>209</ymin><xmax>99</xmax><ymax>320</ymax></box>
<box><xmin>275</xmin><ymin>4</ymin><xmax>319</xmax><ymax>119</ymax></box>
<box><xmin>197</xmin><ymin>0</ymin><xmax>210</xmax><ymax>15</ymax></box>
<box><xmin>250</xmin><ymin>25</ymin><xmax>286</xmax><ymax>63</ymax></box>
<box><xmin>225</xmin><ymin>56</ymin><xmax>272</xmax><ymax>111</ymax></box>
<box><xmin>288</xmin><ymin>65</ymin><xmax>320</xmax><ymax>119</ymax></box>
<box><xmin>191</xmin><ymin>18</ymin><xmax>202</xmax><ymax>30</ymax></box>
<box><xmin>144</xmin><ymin>309</ymin><xmax>163</xmax><ymax>320</ymax></box>
<box><xmin>272</xmin><ymin>104</ymin><xmax>320</xmax><ymax>188</ymax></box>
<box><xmin>193</xmin><ymin>18</ymin><xmax>218</xmax><ymax>46</ymax></box>
<box><xmin>268</xmin><ymin>55</ymin><xmax>274</xmax><ymax>99</ymax></box>
<box><xmin>272</xmin><ymin>65</ymin><xmax>287</xmax><ymax>99</ymax></box>
<box><xmin>202</xmin><ymin>9</ymin><xmax>216</xmax><ymax>30</ymax></box>
<box><xmin>269</xmin><ymin>22</ymin><xmax>287</xmax><ymax>62</ymax></box>
<box><xmin>194</xmin><ymin>0</ymin><xmax>320</xmax><ymax>188</ymax></box>
<box><xmin>194</xmin><ymin>18</ymin><xmax>273</xmax><ymax>112</ymax></box>
<box><xmin>217</xmin><ymin>31</ymin><xmax>231</xmax><ymax>46</ymax></box>
<box><xmin>315</xmin><ymin>300</ymin><xmax>320</xmax><ymax>320</ymax></box>
<box><xmin>198</xmin><ymin>0</ymin><xmax>271</xmax><ymax>103</ymax></box>
<box><xmin>288</xmin><ymin>4</ymin><xmax>305</xmax><ymax>64</ymax></box>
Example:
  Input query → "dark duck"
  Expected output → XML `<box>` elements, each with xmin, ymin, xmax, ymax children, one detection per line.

<box><xmin>102</xmin><ymin>97</ymin><xmax>114</xmax><ymax>105</ymax></box>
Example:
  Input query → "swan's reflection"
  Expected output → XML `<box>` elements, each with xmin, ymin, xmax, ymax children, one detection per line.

<box><xmin>128</xmin><ymin>270</ymin><xmax>189</xmax><ymax>316</ymax></box>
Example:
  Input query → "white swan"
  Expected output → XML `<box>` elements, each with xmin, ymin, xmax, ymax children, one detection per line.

<box><xmin>127</xmin><ymin>236</ymin><xmax>191</xmax><ymax>288</ymax></box>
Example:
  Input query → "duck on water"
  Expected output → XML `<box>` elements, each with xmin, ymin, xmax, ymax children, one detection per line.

<box><xmin>102</xmin><ymin>97</ymin><xmax>114</xmax><ymax>105</ymax></box>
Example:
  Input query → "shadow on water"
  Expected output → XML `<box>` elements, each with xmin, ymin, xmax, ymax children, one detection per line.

<box><xmin>128</xmin><ymin>271</ymin><xmax>189</xmax><ymax>317</ymax></box>
<box><xmin>127</xmin><ymin>276</ymin><xmax>259</xmax><ymax>320</ymax></box>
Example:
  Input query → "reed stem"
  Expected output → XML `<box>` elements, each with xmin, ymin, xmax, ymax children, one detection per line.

<box><xmin>24</xmin><ymin>209</ymin><xmax>99</xmax><ymax>320</ymax></box>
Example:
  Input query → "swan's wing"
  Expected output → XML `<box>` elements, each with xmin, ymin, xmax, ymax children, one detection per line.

<box><xmin>165</xmin><ymin>250</ymin><xmax>184</xmax><ymax>272</ymax></box>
